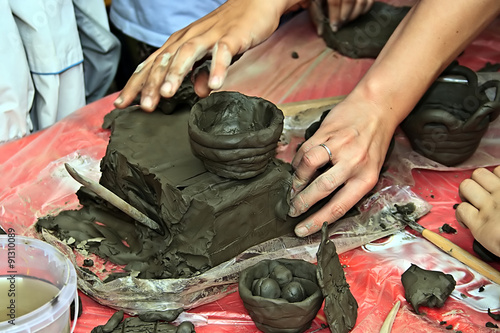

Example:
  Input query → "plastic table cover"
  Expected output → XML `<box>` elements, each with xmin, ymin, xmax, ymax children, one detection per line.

<box><xmin>1</xmin><ymin>1</ymin><xmax>500</xmax><ymax>332</ymax></box>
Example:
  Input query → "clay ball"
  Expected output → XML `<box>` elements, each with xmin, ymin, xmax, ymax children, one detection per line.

<box><xmin>188</xmin><ymin>91</ymin><xmax>284</xmax><ymax>180</ymax></box>
<box><xmin>281</xmin><ymin>281</ymin><xmax>306</xmax><ymax>303</ymax></box>
<box><xmin>252</xmin><ymin>277</ymin><xmax>281</xmax><ymax>299</ymax></box>
<box><xmin>270</xmin><ymin>264</ymin><xmax>293</xmax><ymax>287</ymax></box>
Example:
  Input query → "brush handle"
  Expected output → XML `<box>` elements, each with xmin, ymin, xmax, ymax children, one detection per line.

<box><xmin>422</xmin><ymin>229</ymin><xmax>500</xmax><ymax>285</ymax></box>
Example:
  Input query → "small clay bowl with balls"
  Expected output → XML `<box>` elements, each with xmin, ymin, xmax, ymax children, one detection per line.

<box><xmin>238</xmin><ymin>259</ymin><xmax>323</xmax><ymax>333</ymax></box>
<box><xmin>188</xmin><ymin>91</ymin><xmax>284</xmax><ymax>180</ymax></box>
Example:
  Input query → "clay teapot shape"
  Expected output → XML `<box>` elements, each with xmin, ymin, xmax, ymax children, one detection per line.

<box><xmin>401</xmin><ymin>62</ymin><xmax>500</xmax><ymax>166</ymax></box>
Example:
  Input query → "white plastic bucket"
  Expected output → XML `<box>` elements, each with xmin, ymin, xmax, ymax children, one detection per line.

<box><xmin>0</xmin><ymin>235</ymin><xmax>78</xmax><ymax>332</ymax></box>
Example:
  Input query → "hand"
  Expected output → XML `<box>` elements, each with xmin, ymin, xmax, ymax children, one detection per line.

<box><xmin>288</xmin><ymin>97</ymin><xmax>395</xmax><ymax>237</ymax></box>
<box><xmin>456</xmin><ymin>166</ymin><xmax>500</xmax><ymax>257</ymax></box>
<box><xmin>113</xmin><ymin>0</ymin><xmax>294</xmax><ymax>112</ymax></box>
<box><xmin>309</xmin><ymin>0</ymin><xmax>373</xmax><ymax>35</ymax></box>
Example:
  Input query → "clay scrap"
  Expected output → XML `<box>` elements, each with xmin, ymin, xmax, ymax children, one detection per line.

<box><xmin>401</xmin><ymin>264</ymin><xmax>456</xmax><ymax>314</ymax></box>
<box><xmin>91</xmin><ymin>310</ymin><xmax>195</xmax><ymax>333</ymax></box>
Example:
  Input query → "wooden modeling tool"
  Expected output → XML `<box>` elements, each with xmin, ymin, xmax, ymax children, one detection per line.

<box><xmin>64</xmin><ymin>163</ymin><xmax>162</xmax><ymax>234</ymax></box>
<box><xmin>379</xmin><ymin>300</ymin><xmax>400</xmax><ymax>333</ymax></box>
<box><xmin>399</xmin><ymin>213</ymin><xmax>500</xmax><ymax>285</ymax></box>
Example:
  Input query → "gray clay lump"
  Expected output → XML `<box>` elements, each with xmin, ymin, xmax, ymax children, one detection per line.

<box><xmin>321</xmin><ymin>2</ymin><xmax>410</xmax><ymax>58</ymax></box>
<box><xmin>401</xmin><ymin>264</ymin><xmax>456</xmax><ymax>314</ymax></box>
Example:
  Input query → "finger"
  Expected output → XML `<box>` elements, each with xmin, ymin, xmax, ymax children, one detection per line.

<box><xmin>208</xmin><ymin>39</ymin><xmax>241</xmax><ymax>90</ymax></box>
<box><xmin>139</xmin><ymin>52</ymin><xmax>173</xmax><ymax>111</ymax></box>
<box><xmin>362</xmin><ymin>0</ymin><xmax>374</xmax><ymax>14</ymax></box>
<box><xmin>471</xmin><ymin>167</ymin><xmax>500</xmax><ymax>193</ymax></box>
<box><xmin>291</xmin><ymin>143</ymin><xmax>333</xmax><ymax>194</ymax></box>
<box><xmin>290</xmin><ymin>163</ymin><xmax>346</xmax><ymax>217</ymax></box>
<box><xmin>458</xmin><ymin>178</ymin><xmax>491</xmax><ymax>210</ymax></box>
<box><xmin>327</xmin><ymin>0</ymin><xmax>342</xmax><ymax>31</ymax></box>
<box><xmin>455</xmin><ymin>202</ymin><xmax>479</xmax><ymax>230</ymax></box>
<box><xmin>193</xmin><ymin>68</ymin><xmax>212</xmax><ymax>97</ymax></box>
<box><xmin>494</xmin><ymin>165</ymin><xmax>500</xmax><ymax>178</ymax></box>
<box><xmin>294</xmin><ymin>176</ymin><xmax>374</xmax><ymax>237</ymax></box>
<box><xmin>161</xmin><ymin>37</ymin><xmax>211</xmax><ymax>98</ymax></box>
<box><xmin>339</xmin><ymin>0</ymin><xmax>355</xmax><ymax>27</ymax></box>
<box><xmin>309</xmin><ymin>0</ymin><xmax>325</xmax><ymax>35</ymax></box>
<box><xmin>114</xmin><ymin>60</ymin><xmax>154</xmax><ymax>109</ymax></box>
<box><xmin>348</xmin><ymin>0</ymin><xmax>369</xmax><ymax>22</ymax></box>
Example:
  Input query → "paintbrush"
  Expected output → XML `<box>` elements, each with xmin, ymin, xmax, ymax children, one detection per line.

<box><xmin>395</xmin><ymin>207</ymin><xmax>500</xmax><ymax>285</ymax></box>
<box><xmin>64</xmin><ymin>163</ymin><xmax>162</xmax><ymax>234</ymax></box>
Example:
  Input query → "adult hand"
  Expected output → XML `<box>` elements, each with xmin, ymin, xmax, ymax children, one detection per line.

<box><xmin>309</xmin><ymin>0</ymin><xmax>373</xmax><ymax>35</ymax></box>
<box><xmin>456</xmin><ymin>166</ymin><xmax>500</xmax><ymax>257</ymax></box>
<box><xmin>288</xmin><ymin>96</ymin><xmax>395</xmax><ymax>237</ymax></box>
<box><xmin>114</xmin><ymin>0</ymin><xmax>296</xmax><ymax>112</ymax></box>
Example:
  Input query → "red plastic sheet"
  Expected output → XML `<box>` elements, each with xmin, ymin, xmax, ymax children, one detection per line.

<box><xmin>1</xmin><ymin>1</ymin><xmax>500</xmax><ymax>332</ymax></box>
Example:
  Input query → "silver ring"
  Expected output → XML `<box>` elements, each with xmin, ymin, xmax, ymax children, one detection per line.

<box><xmin>319</xmin><ymin>143</ymin><xmax>333</xmax><ymax>162</ymax></box>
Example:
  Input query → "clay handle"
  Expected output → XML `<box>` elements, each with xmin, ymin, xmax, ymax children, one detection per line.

<box><xmin>421</xmin><ymin>228</ymin><xmax>500</xmax><ymax>285</ymax></box>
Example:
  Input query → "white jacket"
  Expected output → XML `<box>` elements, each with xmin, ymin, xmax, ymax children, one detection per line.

<box><xmin>0</xmin><ymin>0</ymin><xmax>120</xmax><ymax>143</ymax></box>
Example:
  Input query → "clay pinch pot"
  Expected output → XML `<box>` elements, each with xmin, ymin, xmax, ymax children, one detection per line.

<box><xmin>188</xmin><ymin>91</ymin><xmax>284</xmax><ymax>179</ymax></box>
<box><xmin>238</xmin><ymin>259</ymin><xmax>323</xmax><ymax>333</ymax></box>
<box><xmin>401</xmin><ymin>63</ymin><xmax>500</xmax><ymax>166</ymax></box>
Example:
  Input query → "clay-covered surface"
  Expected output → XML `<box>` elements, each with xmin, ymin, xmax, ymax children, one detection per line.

<box><xmin>401</xmin><ymin>264</ymin><xmax>456</xmax><ymax>314</ymax></box>
<box><xmin>321</xmin><ymin>2</ymin><xmax>410</xmax><ymax>59</ymax></box>
<box><xmin>188</xmin><ymin>91</ymin><xmax>284</xmax><ymax>179</ymax></box>
<box><xmin>239</xmin><ymin>259</ymin><xmax>323</xmax><ymax>333</ymax></box>
<box><xmin>37</xmin><ymin>103</ymin><xmax>294</xmax><ymax>279</ymax></box>
<box><xmin>401</xmin><ymin>62</ymin><xmax>500</xmax><ymax>166</ymax></box>
<box><xmin>316</xmin><ymin>223</ymin><xmax>358</xmax><ymax>333</ymax></box>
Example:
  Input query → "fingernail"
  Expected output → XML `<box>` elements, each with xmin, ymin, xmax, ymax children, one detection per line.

<box><xmin>161</xmin><ymin>81</ymin><xmax>173</xmax><ymax>96</ymax></box>
<box><xmin>330</xmin><ymin>23</ymin><xmax>338</xmax><ymax>32</ymax></box>
<box><xmin>288</xmin><ymin>205</ymin><xmax>296</xmax><ymax>217</ymax></box>
<box><xmin>114</xmin><ymin>96</ymin><xmax>123</xmax><ymax>106</ymax></box>
<box><xmin>295</xmin><ymin>226</ymin><xmax>309</xmax><ymax>237</ymax></box>
<box><xmin>141</xmin><ymin>96</ymin><xmax>153</xmax><ymax>109</ymax></box>
<box><xmin>208</xmin><ymin>76</ymin><xmax>222</xmax><ymax>90</ymax></box>
<box><xmin>290</xmin><ymin>188</ymin><xmax>295</xmax><ymax>199</ymax></box>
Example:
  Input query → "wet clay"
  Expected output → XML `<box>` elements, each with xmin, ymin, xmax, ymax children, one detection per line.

<box><xmin>37</xmin><ymin>89</ymin><xmax>296</xmax><ymax>279</ymax></box>
<box><xmin>321</xmin><ymin>2</ymin><xmax>410</xmax><ymax>59</ymax></box>
<box><xmin>239</xmin><ymin>259</ymin><xmax>324</xmax><ymax>333</ymax></box>
<box><xmin>188</xmin><ymin>91</ymin><xmax>284</xmax><ymax>179</ymax></box>
<box><xmin>316</xmin><ymin>223</ymin><xmax>358</xmax><ymax>333</ymax></box>
<box><xmin>401</xmin><ymin>264</ymin><xmax>456</xmax><ymax>314</ymax></box>
<box><xmin>401</xmin><ymin>62</ymin><xmax>500</xmax><ymax>166</ymax></box>
<box><xmin>91</xmin><ymin>310</ymin><xmax>195</xmax><ymax>333</ymax></box>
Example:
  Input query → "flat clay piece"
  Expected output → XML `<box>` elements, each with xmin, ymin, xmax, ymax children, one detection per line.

<box><xmin>316</xmin><ymin>223</ymin><xmax>358</xmax><ymax>333</ymax></box>
<box><xmin>401</xmin><ymin>264</ymin><xmax>456</xmax><ymax>314</ymax></box>
<box><xmin>401</xmin><ymin>62</ymin><xmax>500</xmax><ymax>166</ymax></box>
<box><xmin>321</xmin><ymin>2</ymin><xmax>410</xmax><ymax>58</ymax></box>
<box><xmin>91</xmin><ymin>311</ymin><xmax>195</xmax><ymax>333</ymax></box>
<box><xmin>37</xmin><ymin>91</ymin><xmax>296</xmax><ymax>280</ymax></box>
<box><xmin>188</xmin><ymin>91</ymin><xmax>284</xmax><ymax>179</ymax></box>
<box><xmin>239</xmin><ymin>259</ymin><xmax>324</xmax><ymax>333</ymax></box>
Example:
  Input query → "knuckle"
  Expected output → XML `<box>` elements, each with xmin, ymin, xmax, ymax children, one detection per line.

<box><xmin>328</xmin><ymin>202</ymin><xmax>350</xmax><ymax>221</ymax></box>
<box><xmin>316</xmin><ymin>173</ymin><xmax>339</xmax><ymax>193</ymax></box>
<box><xmin>302</xmin><ymin>152</ymin><xmax>319</xmax><ymax>169</ymax></box>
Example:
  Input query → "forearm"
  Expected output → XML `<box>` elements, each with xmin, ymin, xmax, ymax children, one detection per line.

<box><xmin>349</xmin><ymin>0</ymin><xmax>500</xmax><ymax>132</ymax></box>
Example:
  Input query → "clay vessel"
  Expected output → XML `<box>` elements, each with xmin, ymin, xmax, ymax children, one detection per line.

<box><xmin>238</xmin><ymin>259</ymin><xmax>323</xmax><ymax>333</ymax></box>
<box><xmin>401</xmin><ymin>63</ymin><xmax>500</xmax><ymax>166</ymax></box>
<box><xmin>188</xmin><ymin>91</ymin><xmax>284</xmax><ymax>179</ymax></box>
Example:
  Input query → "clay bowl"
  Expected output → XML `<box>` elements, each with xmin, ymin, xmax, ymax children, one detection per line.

<box><xmin>238</xmin><ymin>259</ymin><xmax>323</xmax><ymax>333</ymax></box>
<box><xmin>188</xmin><ymin>91</ymin><xmax>284</xmax><ymax>179</ymax></box>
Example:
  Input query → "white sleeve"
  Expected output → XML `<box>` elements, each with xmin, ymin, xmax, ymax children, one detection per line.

<box><xmin>0</xmin><ymin>0</ymin><xmax>34</xmax><ymax>143</ymax></box>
